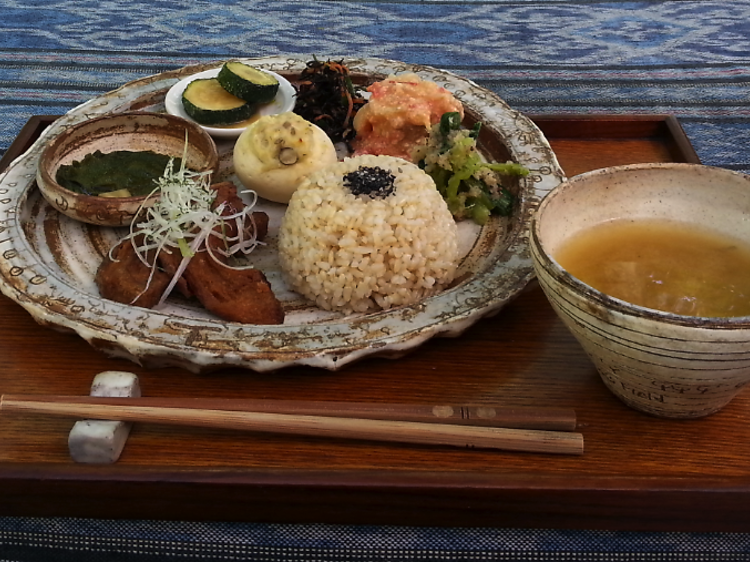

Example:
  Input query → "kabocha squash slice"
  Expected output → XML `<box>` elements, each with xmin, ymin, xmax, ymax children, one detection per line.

<box><xmin>181</xmin><ymin>78</ymin><xmax>256</xmax><ymax>126</ymax></box>
<box><xmin>217</xmin><ymin>61</ymin><xmax>279</xmax><ymax>104</ymax></box>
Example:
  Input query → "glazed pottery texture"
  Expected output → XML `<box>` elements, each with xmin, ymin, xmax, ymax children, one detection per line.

<box><xmin>530</xmin><ymin>163</ymin><xmax>750</xmax><ymax>418</ymax></box>
<box><xmin>37</xmin><ymin>112</ymin><xmax>219</xmax><ymax>226</ymax></box>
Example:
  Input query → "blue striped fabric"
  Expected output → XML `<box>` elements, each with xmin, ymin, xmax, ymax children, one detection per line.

<box><xmin>1</xmin><ymin>0</ymin><xmax>750</xmax><ymax>559</ymax></box>
<box><xmin>0</xmin><ymin>1</ymin><xmax>748</xmax><ymax>171</ymax></box>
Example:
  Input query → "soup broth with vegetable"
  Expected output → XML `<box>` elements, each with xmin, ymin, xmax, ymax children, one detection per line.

<box><xmin>554</xmin><ymin>219</ymin><xmax>750</xmax><ymax>318</ymax></box>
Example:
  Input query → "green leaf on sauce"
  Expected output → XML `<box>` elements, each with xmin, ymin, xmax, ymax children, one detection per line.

<box><xmin>56</xmin><ymin>150</ymin><xmax>181</xmax><ymax>197</ymax></box>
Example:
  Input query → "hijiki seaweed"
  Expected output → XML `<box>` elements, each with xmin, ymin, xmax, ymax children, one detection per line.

<box><xmin>293</xmin><ymin>58</ymin><xmax>367</xmax><ymax>146</ymax></box>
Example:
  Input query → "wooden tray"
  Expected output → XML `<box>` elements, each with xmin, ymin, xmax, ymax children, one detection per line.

<box><xmin>4</xmin><ymin>114</ymin><xmax>745</xmax><ymax>534</ymax></box>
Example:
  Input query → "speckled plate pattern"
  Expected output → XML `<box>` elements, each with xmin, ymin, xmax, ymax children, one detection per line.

<box><xmin>0</xmin><ymin>56</ymin><xmax>565</xmax><ymax>373</ymax></box>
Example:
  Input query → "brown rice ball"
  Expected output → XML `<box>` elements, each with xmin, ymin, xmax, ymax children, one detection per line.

<box><xmin>278</xmin><ymin>154</ymin><xmax>459</xmax><ymax>314</ymax></box>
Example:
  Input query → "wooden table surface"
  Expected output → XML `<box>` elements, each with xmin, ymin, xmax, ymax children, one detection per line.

<box><xmin>2</xmin><ymin>114</ymin><xmax>747</xmax><ymax>533</ymax></box>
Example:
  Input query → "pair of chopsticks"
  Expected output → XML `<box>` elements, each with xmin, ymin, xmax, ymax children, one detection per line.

<box><xmin>0</xmin><ymin>395</ymin><xmax>583</xmax><ymax>455</ymax></box>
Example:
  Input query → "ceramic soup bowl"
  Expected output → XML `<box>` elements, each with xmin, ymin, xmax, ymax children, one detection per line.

<box><xmin>530</xmin><ymin>162</ymin><xmax>750</xmax><ymax>418</ymax></box>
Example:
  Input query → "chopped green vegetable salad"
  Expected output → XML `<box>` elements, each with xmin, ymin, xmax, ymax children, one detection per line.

<box><xmin>414</xmin><ymin>112</ymin><xmax>529</xmax><ymax>225</ymax></box>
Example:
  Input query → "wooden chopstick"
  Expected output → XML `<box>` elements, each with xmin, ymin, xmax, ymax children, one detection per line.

<box><xmin>0</xmin><ymin>396</ymin><xmax>575</xmax><ymax>430</ymax></box>
<box><xmin>0</xmin><ymin>395</ymin><xmax>584</xmax><ymax>455</ymax></box>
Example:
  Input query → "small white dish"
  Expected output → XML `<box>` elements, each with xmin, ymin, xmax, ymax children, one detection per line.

<box><xmin>164</xmin><ymin>65</ymin><xmax>296</xmax><ymax>139</ymax></box>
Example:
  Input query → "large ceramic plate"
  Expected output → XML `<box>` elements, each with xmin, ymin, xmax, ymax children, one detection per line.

<box><xmin>0</xmin><ymin>56</ymin><xmax>565</xmax><ymax>373</ymax></box>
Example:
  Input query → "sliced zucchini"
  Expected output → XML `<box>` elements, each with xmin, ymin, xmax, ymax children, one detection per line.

<box><xmin>181</xmin><ymin>77</ymin><xmax>257</xmax><ymax>126</ymax></box>
<box><xmin>217</xmin><ymin>61</ymin><xmax>279</xmax><ymax>104</ymax></box>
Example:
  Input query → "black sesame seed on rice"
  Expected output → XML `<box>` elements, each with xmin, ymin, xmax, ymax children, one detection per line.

<box><xmin>343</xmin><ymin>166</ymin><xmax>396</xmax><ymax>198</ymax></box>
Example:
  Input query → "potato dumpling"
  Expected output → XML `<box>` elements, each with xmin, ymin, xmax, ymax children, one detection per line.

<box><xmin>233</xmin><ymin>112</ymin><xmax>337</xmax><ymax>204</ymax></box>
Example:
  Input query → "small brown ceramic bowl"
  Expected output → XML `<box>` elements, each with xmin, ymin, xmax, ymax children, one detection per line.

<box><xmin>37</xmin><ymin>112</ymin><xmax>219</xmax><ymax>227</ymax></box>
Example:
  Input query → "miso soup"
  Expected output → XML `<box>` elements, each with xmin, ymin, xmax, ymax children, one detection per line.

<box><xmin>554</xmin><ymin>219</ymin><xmax>750</xmax><ymax>317</ymax></box>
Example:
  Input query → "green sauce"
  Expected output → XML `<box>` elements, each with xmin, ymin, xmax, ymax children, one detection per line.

<box><xmin>56</xmin><ymin>150</ymin><xmax>181</xmax><ymax>197</ymax></box>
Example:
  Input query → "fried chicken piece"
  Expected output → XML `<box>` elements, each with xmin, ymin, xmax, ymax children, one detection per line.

<box><xmin>153</xmin><ymin>245</ymin><xmax>194</xmax><ymax>299</ymax></box>
<box><xmin>95</xmin><ymin>236</ymin><xmax>171</xmax><ymax>309</ymax></box>
<box><xmin>210</xmin><ymin>181</ymin><xmax>269</xmax><ymax>240</ymax></box>
<box><xmin>211</xmin><ymin>181</ymin><xmax>245</xmax><ymax>216</ymax></box>
<box><xmin>156</xmin><ymin>182</ymin><xmax>270</xmax><ymax>300</ymax></box>
<box><xmin>182</xmin><ymin>185</ymin><xmax>282</xmax><ymax>323</ymax></box>
<box><xmin>181</xmin><ymin>236</ymin><xmax>284</xmax><ymax>324</ymax></box>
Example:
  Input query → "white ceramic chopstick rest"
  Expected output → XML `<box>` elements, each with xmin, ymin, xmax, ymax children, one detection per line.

<box><xmin>67</xmin><ymin>371</ymin><xmax>141</xmax><ymax>464</ymax></box>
